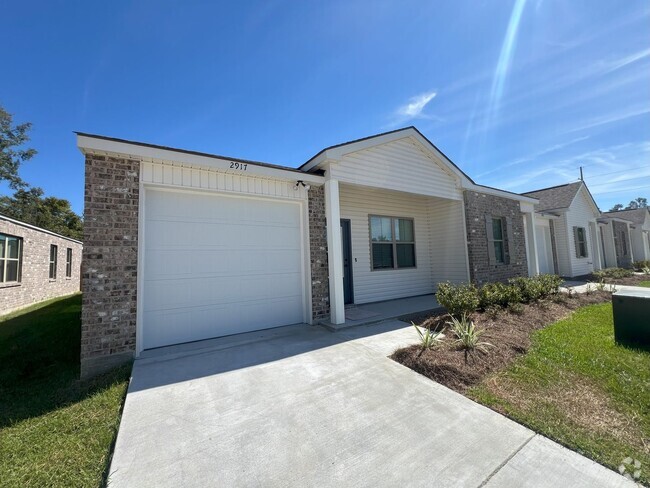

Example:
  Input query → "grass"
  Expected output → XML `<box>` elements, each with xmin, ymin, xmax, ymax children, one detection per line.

<box><xmin>639</xmin><ymin>281</ymin><xmax>650</xmax><ymax>288</ymax></box>
<box><xmin>0</xmin><ymin>295</ymin><xmax>131</xmax><ymax>488</ymax></box>
<box><xmin>469</xmin><ymin>302</ymin><xmax>650</xmax><ymax>484</ymax></box>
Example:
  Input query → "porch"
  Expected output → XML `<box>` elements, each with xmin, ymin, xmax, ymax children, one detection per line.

<box><xmin>323</xmin><ymin>294</ymin><xmax>442</xmax><ymax>331</ymax></box>
<box><xmin>324</xmin><ymin>180</ymin><xmax>469</xmax><ymax>325</ymax></box>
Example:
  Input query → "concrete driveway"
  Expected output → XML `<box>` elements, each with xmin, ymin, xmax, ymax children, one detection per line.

<box><xmin>108</xmin><ymin>321</ymin><xmax>634</xmax><ymax>487</ymax></box>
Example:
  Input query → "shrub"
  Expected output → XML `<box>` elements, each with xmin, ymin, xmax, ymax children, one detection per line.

<box><xmin>593</xmin><ymin>267</ymin><xmax>634</xmax><ymax>280</ymax></box>
<box><xmin>446</xmin><ymin>314</ymin><xmax>492</xmax><ymax>353</ymax></box>
<box><xmin>436</xmin><ymin>282</ymin><xmax>480</xmax><ymax>317</ymax></box>
<box><xmin>508</xmin><ymin>274</ymin><xmax>562</xmax><ymax>303</ymax></box>
<box><xmin>478</xmin><ymin>282</ymin><xmax>522</xmax><ymax>309</ymax></box>
<box><xmin>412</xmin><ymin>323</ymin><xmax>445</xmax><ymax>352</ymax></box>
<box><xmin>632</xmin><ymin>260</ymin><xmax>650</xmax><ymax>272</ymax></box>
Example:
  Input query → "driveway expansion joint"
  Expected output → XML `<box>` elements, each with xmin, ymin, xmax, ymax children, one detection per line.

<box><xmin>478</xmin><ymin>433</ymin><xmax>536</xmax><ymax>487</ymax></box>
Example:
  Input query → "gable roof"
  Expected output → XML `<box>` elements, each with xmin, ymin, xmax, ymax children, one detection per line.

<box><xmin>299</xmin><ymin>126</ymin><xmax>476</xmax><ymax>183</ymax></box>
<box><xmin>299</xmin><ymin>126</ymin><xmax>537</xmax><ymax>203</ymax></box>
<box><xmin>77</xmin><ymin>127</ymin><xmax>537</xmax><ymax>203</ymax></box>
<box><xmin>602</xmin><ymin>207</ymin><xmax>650</xmax><ymax>225</ymax></box>
<box><xmin>522</xmin><ymin>181</ymin><xmax>588</xmax><ymax>212</ymax></box>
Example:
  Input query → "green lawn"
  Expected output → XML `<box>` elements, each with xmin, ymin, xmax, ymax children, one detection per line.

<box><xmin>470</xmin><ymin>302</ymin><xmax>650</xmax><ymax>484</ymax></box>
<box><xmin>639</xmin><ymin>281</ymin><xmax>650</xmax><ymax>288</ymax></box>
<box><xmin>0</xmin><ymin>295</ymin><xmax>131</xmax><ymax>488</ymax></box>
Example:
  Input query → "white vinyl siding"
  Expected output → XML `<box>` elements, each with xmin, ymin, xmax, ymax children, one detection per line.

<box><xmin>141</xmin><ymin>162</ymin><xmax>308</xmax><ymax>201</ymax></box>
<box><xmin>428</xmin><ymin>198</ymin><xmax>470</xmax><ymax>285</ymax></box>
<box><xmin>339</xmin><ymin>184</ymin><xmax>468</xmax><ymax>304</ymax></box>
<box><xmin>329</xmin><ymin>138</ymin><xmax>461</xmax><ymax>200</ymax></box>
<box><xmin>535</xmin><ymin>219</ymin><xmax>555</xmax><ymax>275</ymax></box>
<box><xmin>630</xmin><ymin>213</ymin><xmax>650</xmax><ymax>261</ymax></box>
<box><xmin>565</xmin><ymin>188</ymin><xmax>598</xmax><ymax>276</ymax></box>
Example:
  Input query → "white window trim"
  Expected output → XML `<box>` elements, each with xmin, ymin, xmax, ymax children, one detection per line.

<box><xmin>369</xmin><ymin>215</ymin><xmax>417</xmax><ymax>271</ymax></box>
<box><xmin>0</xmin><ymin>233</ymin><xmax>22</xmax><ymax>284</ymax></box>
<box><xmin>575</xmin><ymin>226</ymin><xmax>588</xmax><ymax>258</ymax></box>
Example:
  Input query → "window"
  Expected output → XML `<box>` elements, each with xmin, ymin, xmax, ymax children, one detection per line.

<box><xmin>370</xmin><ymin>216</ymin><xmax>416</xmax><ymax>270</ymax></box>
<box><xmin>621</xmin><ymin>231</ymin><xmax>627</xmax><ymax>256</ymax></box>
<box><xmin>486</xmin><ymin>216</ymin><xmax>509</xmax><ymax>265</ymax></box>
<box><xmin>574</xmin><ymin>226</ymin><xmax>588</xmax><ymax>258</ymax></box>
<box><xmin>49</xmin><ymin>245</ymin><xmax>58</xmax><ymax>280</ymax></box>
<box><xmin>492</xmin><ymin>218</ymin><xmax>506</xmax><ymax>263</ymax></box>
<box><xmin>66</xmin><ymin>248</ymin><xmax>73</xmax><ymax>278</ymax></box>
<box><xmin>0</xmin><ymin>233</ymin><xmax>22</xmax><ymax>284</ymax></box>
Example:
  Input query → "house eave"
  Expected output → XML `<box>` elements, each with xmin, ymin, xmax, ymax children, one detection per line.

<box><xmin>76</xmin><ymin>133</ymin><xmax>326</xmax><ymax>185</ymax></box>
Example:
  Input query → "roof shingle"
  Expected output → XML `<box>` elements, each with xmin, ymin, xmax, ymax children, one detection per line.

<box><xmin>522</xmin><ymin>181</ymin><xmax>583</xmax><ymax>212</ymax></box>
<box><xmin>602</xmin><ymin>207</ymin><xmax>650</xmax><ymax>225</ymax></box>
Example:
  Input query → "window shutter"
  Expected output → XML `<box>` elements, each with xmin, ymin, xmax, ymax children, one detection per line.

<box><xmin>485</xmin><ymin>215</ymin><xmax>495</xmax><ymax>265</ymax></box>
<box><xmin>573</xmin><ymin>226</ymin><xmax>580</xmax><ymax>258</ymax></box>
<box><xmin>505</xmin><ymin>217</ymin><xmax>513</xmax><ymax>264</ymax></box>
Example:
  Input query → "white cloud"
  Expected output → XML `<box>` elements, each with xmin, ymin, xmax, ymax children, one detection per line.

<box><xmin>483</xmin><ymin>141</ymin><xmax>650</xmax><ymax>204</ymax></box>
<box><xmin>397</xmin><ymin>91</ymin><xmax>437</xmax><ymax>118</ymax></box>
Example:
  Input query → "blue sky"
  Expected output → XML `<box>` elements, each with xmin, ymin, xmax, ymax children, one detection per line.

<box><xmin>2</xmin><ymin>0</ymin><xmax>649</xmax><ymax>214</ymax></box>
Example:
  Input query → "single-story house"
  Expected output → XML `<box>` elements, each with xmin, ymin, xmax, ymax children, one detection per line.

<box><xmin>602</xmin><ymin>208</ymin><xmax>649</xmax><ymax>264</ymax></box>
<box><xmin>522</xmin><ymin>181</ymin><xmax>604</xmax><ymax>278</ymax></box>
<box><xmin>78</xmin><ymin>126</ymin><xmax>543</xmax><ymax>377</ymax></box>
<box><xmin>0</xmin><ymin>214</ymin><xmax>82</xmax><ymax>315</ymax></box>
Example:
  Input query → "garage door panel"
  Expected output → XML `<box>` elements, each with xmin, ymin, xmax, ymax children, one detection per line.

<box><xmin>143</xmin><ymin>189</ymin><xmax>305</xmax><ymax>350</ymax></box>
<box><xmin>145</xmin><ymin>249</ymin><xmax>301</xmax><ymax>281</ymax></box>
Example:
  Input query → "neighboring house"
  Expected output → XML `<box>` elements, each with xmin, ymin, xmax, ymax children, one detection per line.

<box><xmin>522</xmin><ymin>181</ymin><xmax>603</xmax><ymax>278</ymax></box>
<box><xmin>77</xmin><ymin>126</ymin><xmax>541</xmax><ymax>377</ymax></box>
<box><xmin>0</xmin><ymin>214</ymin><xmax>82</xmax><ymax>315</ymax></box>
<box><xmin>602</xmin><ymin>208</ymin><xmax>649</xmax><ymax>264</ymax></box>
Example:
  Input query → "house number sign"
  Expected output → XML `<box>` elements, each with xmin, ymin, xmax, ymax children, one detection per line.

<box><xmin>229</xmin><ymin>162</ymin><xmax>248</xmax><ymax>171</ymax></box>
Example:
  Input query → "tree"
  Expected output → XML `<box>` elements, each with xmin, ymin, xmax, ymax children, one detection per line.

<box><xmin>0</xmin><ymin>187</ymin><xmax>83</xmax><ymax>240</ymax></box>
<box><xmin>626</xmin><ymin>197</ymin><xmax>648</xmax><ymax>209</ymax></box>
<box><xmin>0</xmin><ymin>105</ymin><xmax>36</xmax><ymax>189</ymax></box>
<box><xmin>609</xmin><ymin>197</ymin><xmax>648</xmax><ymax>212</ymax></box>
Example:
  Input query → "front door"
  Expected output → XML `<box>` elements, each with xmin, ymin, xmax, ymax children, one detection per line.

<box><xmin>341</xmin><ymin>219</ymin><xmax>354</xmax><ymax>304</ymax></box>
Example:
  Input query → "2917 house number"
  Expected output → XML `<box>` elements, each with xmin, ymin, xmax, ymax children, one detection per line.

<box><xmin>229</xmin><ymin>162</ymin><xmax>248</xmax><ymax>171</ymax></box>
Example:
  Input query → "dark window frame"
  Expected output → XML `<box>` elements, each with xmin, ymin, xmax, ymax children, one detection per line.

<box><xmin>65</xmin><ymin>248</ymin><xmax>73</xmax><ymax>278</ymax></box>
<box><xmin>574</xmin><ymin>226</ymin><xmax>588</xmax><ymax>258</ymax></box>
<box><xmin>49</xmin><ymin>244</ymin><xmax>58</xmax><ymax>280</ymax></box>
<box><xmin>486</xmin><ymin>215</ymin><xmax>511</xmax><ymax>266</ymax></box>
<box><xmin>0</xmin><ymin>233</ymin><xmax>23</xmax><ymax>284</ymax></box>
<box><xmin>369</xmin><ymin>215</ymin><xmax>417</xmax><ymax>271</ymax></box>
<box><xmin>492</xmin><ymin>217</ymin><xmax>506</xmax><ymax>264</ymax></box>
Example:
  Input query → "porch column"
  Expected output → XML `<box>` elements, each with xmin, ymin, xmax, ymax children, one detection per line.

<box><xmin>325</xmin><ymin>179</ymin><xmax>345</xmax><ymax>324</ymax></box>
<box><xmin>627</xmin><ymin>223</ymin><xmax>635</xmax><ymax>263</ymax></box>
<box><xmin>523</xmin><ymin>211</ymin><xmax>540</xmax><ymax>276</ymax></box>
<box><xmin>590</xmin><ymin>221</ymin><xmax>603</xmax><ymax>270</ymax></box>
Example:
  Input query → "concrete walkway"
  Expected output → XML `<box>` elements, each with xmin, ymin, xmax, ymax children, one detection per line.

<box><xmin>108</xmin><ymin>321</ymin><xmax>634</xmax><ymax>487</ymax></box>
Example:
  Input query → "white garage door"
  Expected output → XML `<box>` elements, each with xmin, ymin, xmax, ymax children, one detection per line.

<box><xmin>142</xmin><ymin>189</ymin><xmax>305</xmax><ymax>350</ymax></box>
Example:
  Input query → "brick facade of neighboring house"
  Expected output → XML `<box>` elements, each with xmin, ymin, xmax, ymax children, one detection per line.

<box><xmin>0</xmin><ymin>216</ymin><xmax>82</xmax><ymax>315</ymax></box>
<box><xmin>612</xmin><ymin>220</ymin><xmax>632</xmax><ymax>268</ymax></box>
<box><xmin>81</xmin><ymin>154</ymin><xmax>140</xmax><ymax>378</ymax></box>
<box><xmin>463</xmin><ymin>190</ymin><xmax>528</xmax><ymax>285</ymax></box>
<box><xmin>308</xmin><ymin>185</ymin><xmax>330</xmax><ymax>321</ymax></box>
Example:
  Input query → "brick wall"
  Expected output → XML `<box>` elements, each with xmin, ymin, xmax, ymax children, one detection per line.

<box><xmin>463</xmin><ymin>190</ymin><xmax>528</xmax><ymax>284</ymax></box>
<box><xmin>612</xmin><ymin>221</ymin><xmax>632</xmax><ymax>268</ymax></box>
<box><xmin>0</xmin><ymin>218</ymin><xmax>82</xmax><ymax>314</ymax></box>
<box><xmin>81</xmin><ymin>154</ymin><xmax>140</xmax><ymax>378</ymax></box>
<box><xmin>308</xmin><ymin>185</ymin><xmax>330</xmax><ymax>321</ymax></box>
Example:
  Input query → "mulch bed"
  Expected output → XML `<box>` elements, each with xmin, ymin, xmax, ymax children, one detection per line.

<box><xmin>584</xmin><ymin>273</ymin><xmax>650</xmax><ymax>286</ymax></box>
<box><xmin>391</xmin><ymin>291</ymin><xmax>612</xmax><ymax>393</ymax></box>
